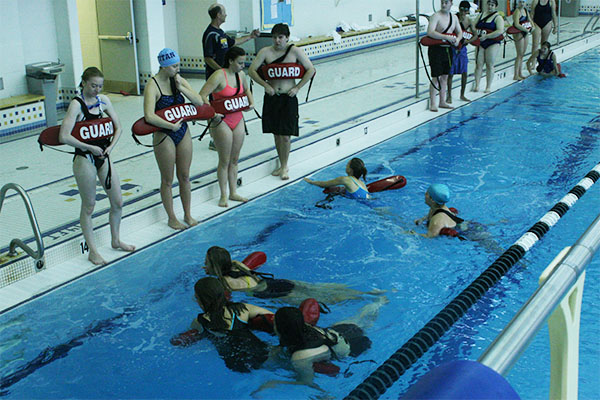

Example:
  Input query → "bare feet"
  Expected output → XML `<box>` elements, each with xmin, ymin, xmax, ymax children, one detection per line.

<box><xmin>429</xmin><ymin>107</ymin><xmax>439</xmax><ymax>112</ymax></box>
<box><xmin>280</xmin><ymin>169</ymin><xmax>289</xmax><ymax>180</ymax></box>
<box><xmin>112</xmin><ymin>240</ymin><xmax>135</xmax><ymax>252</ymax></box>
<box><xmin>460</xmin><ymin>95</ymin><xmax>470</xmax><ymax>101</ymax></box>
<box><xmin>271</xmin><ymin>167</ymin><xmax>281</xmax><ymax>176</ymax></box>
<box><xmin>168</xmin><ymin>218</ymin><xmax>187</xmax><ymax>230</ymax></box>
<box><xmin>229</xmin><ymin>193</ymin><xmax>248</xmax><ymax>202</ymax></box>
<box><xmin>88</xmin><ymin>251</ymin><xmax>107</xmax><ymax>265</ymax></box>
<box><xmin>446</xmin><ymin>97</ymin><xmax>453</xmax><ymax>104</ymax></box>
<box><xmin>472</xmin><ymin>86</ymin><xmax>479</xmax><ymax>92</ymax></box>
<box><xmin>439</xmin><ymin>102</ymin><xmax>454</xmax><ymax>109</ymax></box>
<box><xmin>184</xmin><ymin>216</ymin><xmax>198</xmax><ymax>227</ymax></box>
<box><xmin>484</xmin><ymin>88</ymin><xmax>491</xmax><ymax>93</ymax></box>
<box><xmin>218</xmin><ymin>196</ymin><xmax>228</xmax><ymax>208</ymax></box>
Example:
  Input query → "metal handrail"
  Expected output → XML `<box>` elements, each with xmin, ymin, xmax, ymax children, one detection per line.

<box><xmin>583</xmin><ymin>10</ymin><xmax>600</xmax><ymax>33</ymax></box>
<box><xmin>478</xmin><ymin>213</ymin><xmax>600</xmax><ymax>375</ymax></box>
<box><xmin>0</xmin><ymin>183</ymin><xmax>45</xmax><ymax>269</ymax></box>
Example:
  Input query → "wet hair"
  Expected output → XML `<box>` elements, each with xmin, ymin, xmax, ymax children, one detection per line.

<box><xmin>541</xmin><ymin>41</ymin><xmax>551</xmax><ymax>49</ymax></box>
<box><xmin>275</xmin><ymin>307</ymin><xmax>332</xmax><ymax>353</ymax></box>
<box><xmin>194</xmin><ymin>277</ymin><xmax>247</xmax><ymax>330</ymax></box>
<box><xmin>224</xmin><ymin>46</ymin><xmax>246</xmax><ymax>68</ymax></box>
<box><xmin>79</xmin><ymin>67</ymin><xmax>103</xmax><ymax>88</ymax></box>
<box><xmin>348</xmin><ymin>158</ymin><xmax>367</xmax><ymax>181</ymax></box>
<box><xmin>205</xmin><ymin>246</ymin><xmax>255</xmax><ymax>291</ymax></box>
<box><xmin>271</xmin><ymin>23</ymin><xmax>290</xmax><ymax>37</ymax></box>
<box><xmin>488</xmin><ymin>0</ymin><xmax>498</xmax><ymax>5</ymax></box>
<box><xmin>208</xmin><ymin>4</ymin><xmax>221</xmax><ymax>19</ymax></box>
<box><xmin>459</xmin><ymin>0</ymin><xmax>471</xmax><ymax>9</ymax></box>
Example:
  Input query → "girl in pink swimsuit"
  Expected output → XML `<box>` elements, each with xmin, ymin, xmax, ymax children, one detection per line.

<box><xmin>200</xmin><ymin>47</ymin><xmax>255</xmax><ymax>207</ymax></box>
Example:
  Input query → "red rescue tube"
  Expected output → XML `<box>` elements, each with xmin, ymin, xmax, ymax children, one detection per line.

<box><xmin>299</xmin><ymin>298</ymin><xmax>321</xmax><ymax>326</ymax></box>
<box><xmin>38</xmin><ymin>117</ymin><xmax>114</xmax><ymax>147</ymax></box>
<box><xmin>313</xmin><ymin>361</ymin><xmax>341</xmax><ymax>376</ymax></box>
<box><xmin>462</xmin><ymin>31</ymin><xmax>480</xmax><ymax>47</ymax></box>
<box><xmin>131</xmin><ymin>103</ymin><xmax>215</xmax><ymax>136</ymax></box>
<box><xmin>242</xmin><ymin>251</ymin><xmax>267</xmax><ymax>270</ymax></box>
<box><xmin>248</xmin><ymin>297</ymin><xmax>323</xmax><ymax>334</ymax></box>
<box><xmin>507</xmin><ymin>21</ymin><xmax>532</xmax><ymax>34</ymax></box>
<box><xmin>420</xmin><ymin>34</ymin><xmax>459</xmax><ymax>48</ymax></box>
<box><xmin>323</xmin><ymin>175</ymin><xmax>407</xmax><ymax>195</ymax></box>
<box><xmin>170</xmin><ymin>329</ymin><xmax>203</xmax><ymax>347</ymax></box>
<box><xmin>260</xmin><ymin>63</ymin><xmax>305</xmax><ymax>80</ymax></box>
<box><xmin>367</xmin><ymin>175</ymin><xmax>407</xmax><ymax>193</ymax></box>
<box><xmin>210</xmin><ymin>94</ymin><xmax>251</xmax><ymax>115</ymax></box>
<box><xmin>248</xmin><ymin>313</ymin><xmax>275</xmax><ymax>333</ymax></box>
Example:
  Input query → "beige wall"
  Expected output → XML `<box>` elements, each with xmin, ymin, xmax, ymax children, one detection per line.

<box><xmin>76</xmin><ymin>0</ymin><xmax>101</xmax><ymax>70</ymax></box>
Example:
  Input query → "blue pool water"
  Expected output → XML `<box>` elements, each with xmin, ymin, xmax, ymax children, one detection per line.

<box><xmin>1</xmin><ymin>48</ymin><xmax>599</xmax><ymax>399</ymax></box>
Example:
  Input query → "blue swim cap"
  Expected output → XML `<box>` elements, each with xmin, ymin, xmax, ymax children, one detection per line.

<box><xmin>427</xmin><ymin>184</ymin><xmax>450</xmax><ymax>204</ymax></box>
<box><xmin>158</xmin><ymin>48</ymin><xmax>180</xmax><ymax>67</ymax></box>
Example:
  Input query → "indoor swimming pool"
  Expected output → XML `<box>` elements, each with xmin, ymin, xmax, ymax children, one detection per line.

<box><xmin>0</xmin><ymin>48</ymin><xmax>598</xmax><ymax>399</ymax></box>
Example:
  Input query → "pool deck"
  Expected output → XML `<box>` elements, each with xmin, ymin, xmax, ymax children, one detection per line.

<box><xmin>1</xmin><ymin>16</ymin><xmax>599</xmax><ymax>314</ymax></box>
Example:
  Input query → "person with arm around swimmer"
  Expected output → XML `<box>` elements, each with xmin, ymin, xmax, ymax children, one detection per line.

<box><xmin>426</xmin><ymin>0</ymin><xmax>463</xmax><ymax>112</ymax></box>
<box><xmin>304</xmin><ymin>158</ymin><xmax>370</xmax><ymax>199</ymax></box>
<box><xmin>511</xmin><ymin>0</ymin><xmax>533</xmax><ymax>81</ymax></box>
<box><xmin>252</xmin><ymin>299</ymin><xmax>386</xmax><ymax>393</ymax></box>
<box><xmin>248</xmin><ymin>23</ymin><xmax>316</xmax><ymax>180</ymax></box>
<box><xmin>413</xmin><ymin>184</ymin><xmax>463</xmax><ymax>238</ymax></box>
<box><xmin>143</xmin><ymin>48</ymin><xmax>205</xmax><ymax>230</ymax></box>
<box><xmin>473</xmin><ymin>0</ymin><xmax>504</xmax><ymax>93</ymax></box>
<box><xmin>202</xmin><ymin>3</ymin><xmax>258</xmax><ymax>152</ymax></box>
<box><xmin>203</xmin><ymin>246</ymin><xmax>383</xmax><ymax>306</ymax></box>
<box><xmin>526</xmin><ymin>41</ymin><xmax>559</xmax><ymax>77</ymax></box>
<box><xmin>185</xmin><ymin>277</ymin><xmax>273</xmax><ymax>372</ymax></box>
<box><xmin>58</xmin><ymin>67</ymin><xmax>135</xmax><ymax>265</ymax></box>
<box><xmin>200</xmin><ymin>47</ymin><xmax>255</xmax><ymax>208</ymax></box>
<box><xmin>447</xmin><ymin>1</ymin><xmax>476</xmax><ymax>104</ymax></box>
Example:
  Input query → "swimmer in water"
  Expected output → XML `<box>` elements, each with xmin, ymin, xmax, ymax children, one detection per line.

<box><xmin>304</xmin><ymin>158</ymin><xmax>370</xmax><ymax>199</ymax></box>
<box><xmin>203</xmin><ymin>246</ymin><xmax>384</xmax><ymax>305</ymax></box>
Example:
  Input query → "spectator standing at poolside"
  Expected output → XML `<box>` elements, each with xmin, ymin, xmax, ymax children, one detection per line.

<box><xmin>248</xmin><ymin>23</ymin><xmax>316</xmax><ymax>180</ymax></box>
<box><xmin>426</xmin><ymin>0</ymin><xmax>462</xmax><ymax>112</ymax></box>
<box><xmin>447</xmin><ymin>1</ymin><xmax>475</xmax><ymax>103</ymax></box>
<box><xmin>531</xmin><ymin>0</ymin><xmax>557</xmax><ymax>56</ymax></box>
<box><xmin>473</xmin><ymin>0</ymin><xmax>504</xmax><ymax>92</ymax></box>
<box><xmin>143</xmin><ymin>49</ymin><xmax>205</xmax><ymax>230</ymax></box>
<box><xmin>202</xmin><ymin>3</ymin><xmax>259</xmax><ymax>152</ymax></box>
<box><xmin>511</xmin><ymin>0</ymin><xmax>533</xmax><ymax>81</ymax></box>
<box><xmin>59</xmin><ymin>67</ymin><xmax>135</xmax><ymax>264</ymax></box>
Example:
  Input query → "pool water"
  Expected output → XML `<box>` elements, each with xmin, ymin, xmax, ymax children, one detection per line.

<box><xmin>0</xmin><ymin>48</ymin><xmax>599</xmax><ymax>399</ymax></box>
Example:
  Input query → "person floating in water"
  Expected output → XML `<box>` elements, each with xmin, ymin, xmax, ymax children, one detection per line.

<box><xmin>252</xmin><ymin>296</ymin><xmax>387</xmax><ymax>394</ymax></box>
<box><xmin>176</xmin><ymin>277</ymin><xmax>274</xmax><ymax>373</ymax></box>
<box><xmin>304</xmin><ymin>158</ymin><xmax>370</xmax><ymax>199</ymax></box>
<box><xmin>203</xmin><ymin>246</ymin><xmax>383</xmax><ymax>305</ymax></box>
<box><xmin>413</xmin><ymin>184</ymin><xmax>464</xmax><ymax>238</ymax></box>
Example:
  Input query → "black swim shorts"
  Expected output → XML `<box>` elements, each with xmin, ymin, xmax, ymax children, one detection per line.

<box><xmin>428</xmin><ymin>46</ymin><xmax>453</xmax><ymax>78</ymax></box>
<box><xmin>262</xmin><ymin>94</ymin><xmax>299</xmax><ymax>136</ymax></box>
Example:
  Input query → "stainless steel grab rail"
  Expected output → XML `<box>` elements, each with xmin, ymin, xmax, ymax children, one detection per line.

<box><xmin>583</xmin><ymin>10</ymin><xmax>600</xmax><ymax>33</ymax></box>
<box><xmin>478</xmin><ymin>213</ymin><xmax>600</xmax><ymax>375</ymax></box>
<box><xmin>0</xmin><ymin>183</ymin><xmax>45</xmax><ymax>270</ymax></box>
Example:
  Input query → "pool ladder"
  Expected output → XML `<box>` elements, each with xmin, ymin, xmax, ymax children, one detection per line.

<box><xmin>0</xmin><ymin>183</ymin><xmax>45</xmax><ymax>270</ymax></box>
<box><xmin>583</xmin><ymin>10</ymin><xmax>600</xmax><ymax>33</ymax></box>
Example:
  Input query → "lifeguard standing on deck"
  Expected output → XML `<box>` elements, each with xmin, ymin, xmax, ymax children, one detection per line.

<box><xmin>249</xmin><ymin>23</ymin><xmax>316</xmax><ymax>181</ymax></box>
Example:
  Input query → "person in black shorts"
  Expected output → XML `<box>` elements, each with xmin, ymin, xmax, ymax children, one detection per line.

<box><xmin>202</xmin><ymin>3</ymin><xmax>258</xmax><ymax>151</ymax></box>
<box><xmin>248</xmin><ymin>23</ymin><xmax>316</xmax><ymax>180</ymax></box>
<box><xmin>426</xmin><ymin>0</ymin><xmax>462</xmax><ymax>112</ymax></box>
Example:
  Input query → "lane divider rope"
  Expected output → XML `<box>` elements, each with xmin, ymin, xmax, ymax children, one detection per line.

<box><xmin>345</xmin><ymin>162</ymin><xmax>600</xmax><ymax>400</ymax></box>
